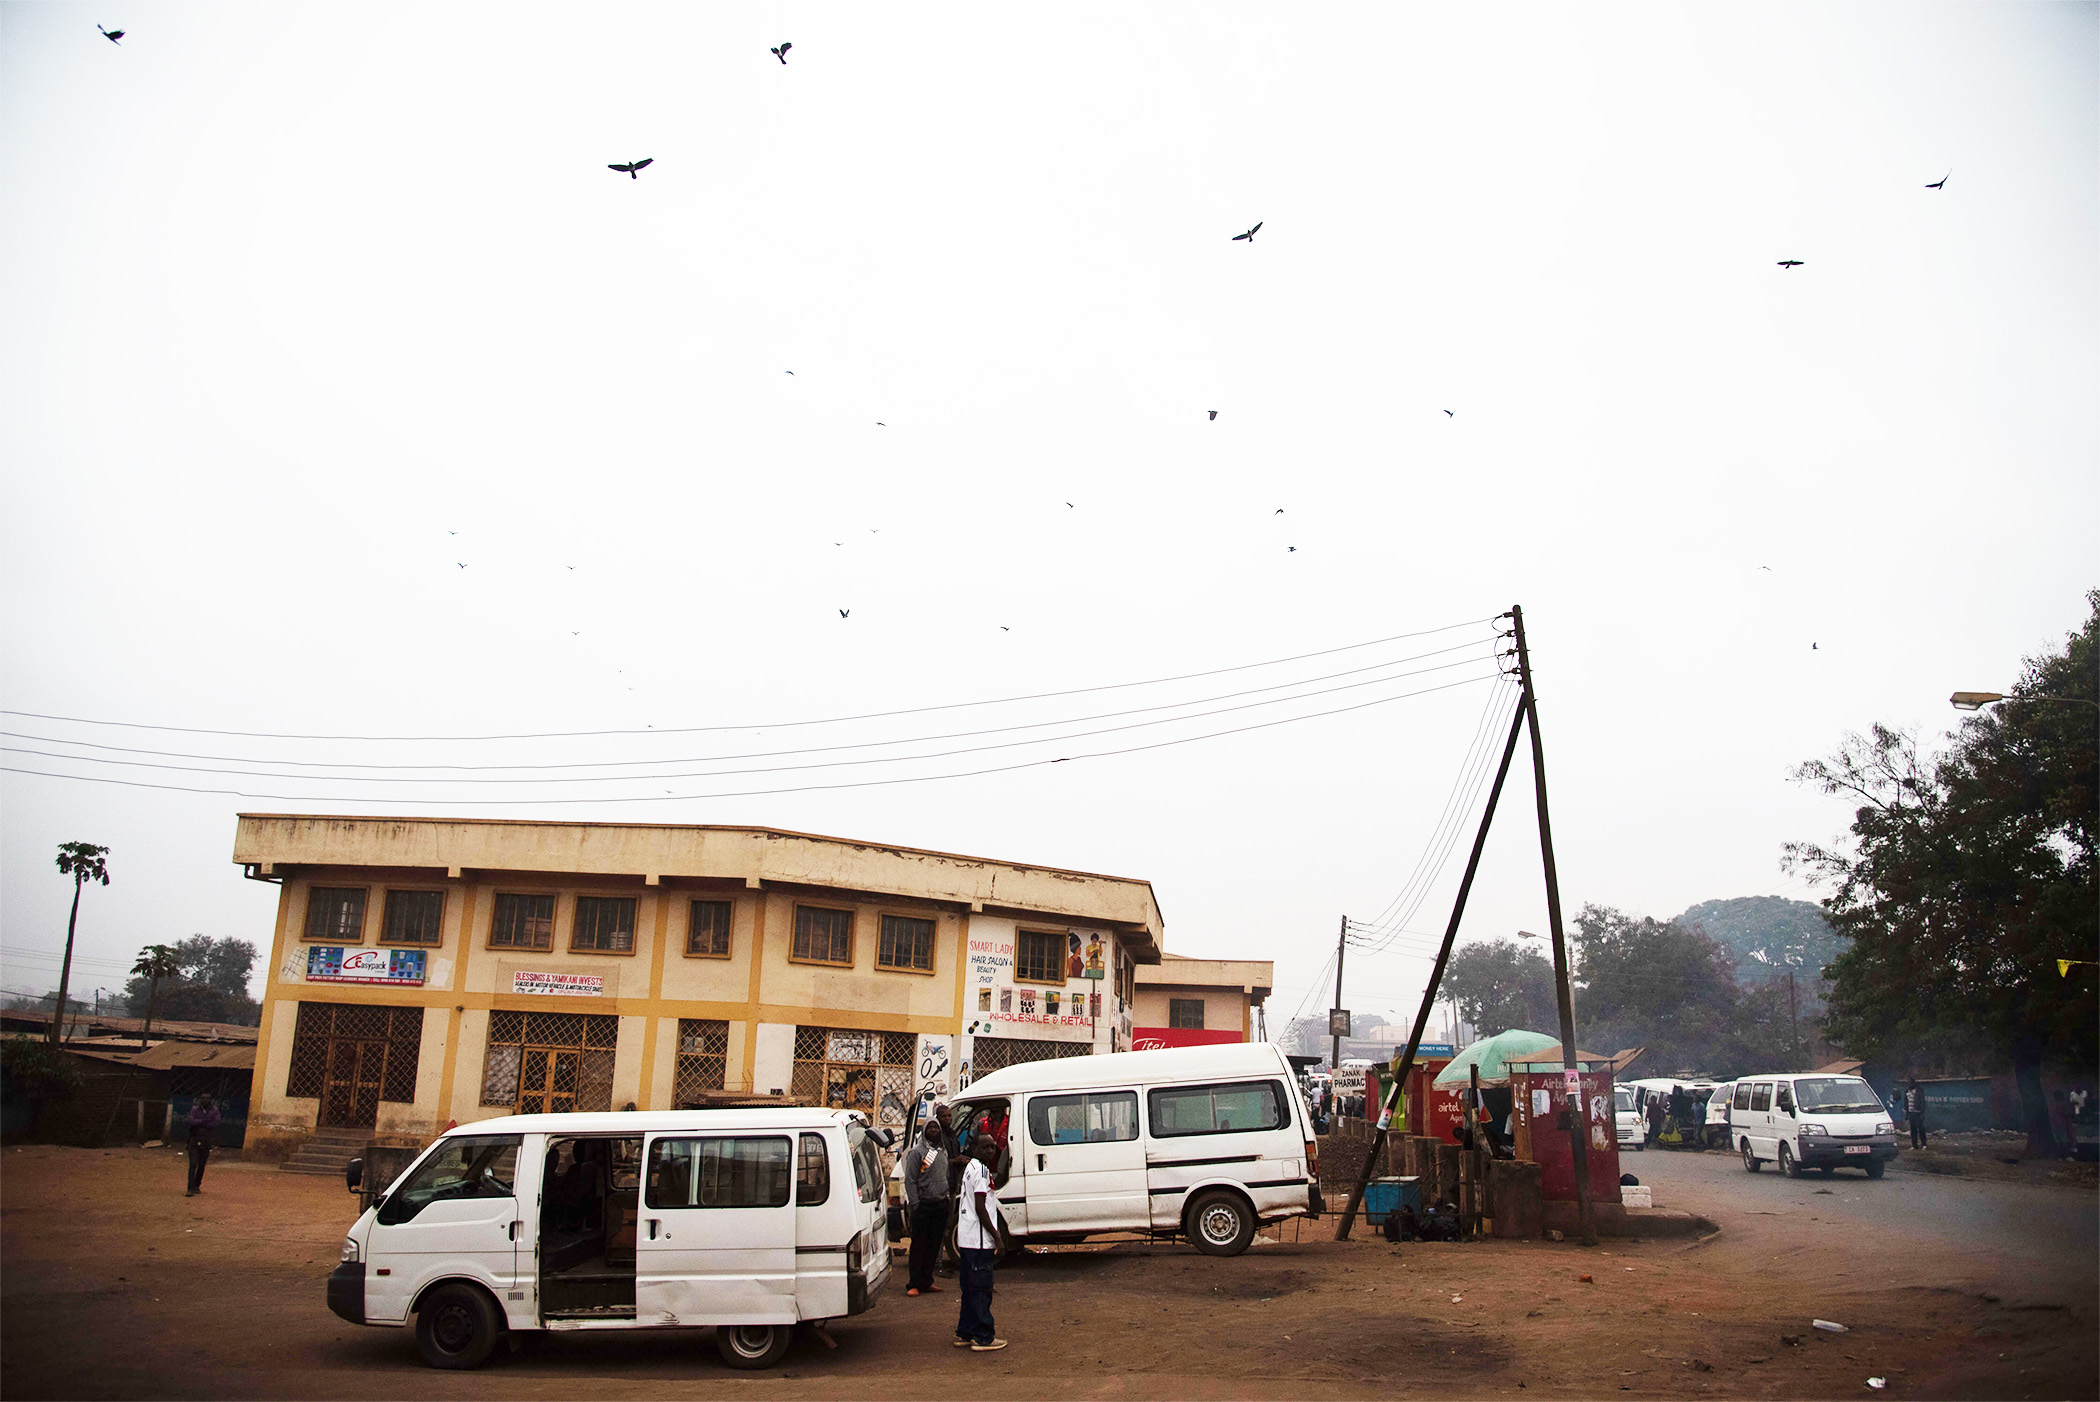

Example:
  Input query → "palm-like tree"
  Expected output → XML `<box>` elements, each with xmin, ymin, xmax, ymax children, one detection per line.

<box><xmin>50</xmin><ymin>843</ymin><xmax>110</xmax><ymax>1045</ymax></box>
<box><xmin>131</xmin><ymin>944</ymin><xmax>181</xmax><ymax>1050</ymax></box>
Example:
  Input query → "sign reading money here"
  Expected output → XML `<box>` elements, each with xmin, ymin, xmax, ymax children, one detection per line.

<box><xmin>511</xmin><ymin>970</ymin><xmax>605</xmax><ymax>997</ymax></box>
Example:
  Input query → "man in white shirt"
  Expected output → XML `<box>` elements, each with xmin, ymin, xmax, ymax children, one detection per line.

<box><xmin>951</xmin><ymin>1133</ymin><xmax>1007</xmax><ymax>1352</ymax></box>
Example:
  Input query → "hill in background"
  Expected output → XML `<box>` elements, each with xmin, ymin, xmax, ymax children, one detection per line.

<box><xmin>1675</xmin><ymin>895</ymin><xmax>1847</xmax><ymax>984</ymax></box>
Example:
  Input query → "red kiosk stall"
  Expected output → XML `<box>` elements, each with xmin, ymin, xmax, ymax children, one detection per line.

<box><xmin>1506</xmin><ymin>1045</ymin><xmax>1622</xmax><ymax>1209</ymax></box>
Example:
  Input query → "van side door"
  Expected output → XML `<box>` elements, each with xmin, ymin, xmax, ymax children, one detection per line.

<box><xmin>1747</xmin><ymin>1082</ymin><xmax>1774</xmax><ymax>1155</ymax></box>
<box><xmin>1020</xmin><ymin>1089</ymin><xmax>1146</xmax><ymax>1233</ymax></box>
<box><xmin>637</xmin><ymin>1132</ymin><xmax>797</xmax><ymax>1326</ymax></box>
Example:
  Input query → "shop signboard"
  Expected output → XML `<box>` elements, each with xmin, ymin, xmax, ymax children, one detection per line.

<box><xmin>510</xmin><ymin>970</ymin><xmax>605</xmax><ymax>997</ymax></box>
<box><xmin>307</xmin><ymin>947</ymin><xmax>426</xmax><ymax>986</ymax></box>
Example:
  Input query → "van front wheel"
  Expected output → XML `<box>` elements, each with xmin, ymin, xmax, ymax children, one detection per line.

<box><xmin>1741</xmin><ymin>1139</ymin><xmax>1761</xmax><ymax>1173</ymax></box>
<box><xmin>414</xmin><ymin>1283</ymin><xmax>504</xmax><ymax>1370</ymax></box>
<box><xmin>716</xmin><ymin>1324</ymin><xmax>791</xmax><ymax>1370</ymax></box>
<box><xmin>1778</xmin><ymin>1144</ymin><xmax>1802</xmax><ymax>1178</ymax></box>
<box><xmin>1187</xmin><ymin>1190</ymin><xmax>1256</xmax><ymax>1256</ymax></box>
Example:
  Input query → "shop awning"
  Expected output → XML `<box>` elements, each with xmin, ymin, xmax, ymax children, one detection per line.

<box><xmin>1431</xmin><ymin>1029</ymin><xmax>1561</xmax><ymax>1088</ymax></box>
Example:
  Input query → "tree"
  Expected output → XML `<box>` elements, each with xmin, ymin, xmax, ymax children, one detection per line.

<box><xmin>1676</xmin><ymin>896</ymin><xmax>1846</xmax><ymax>991</ymax></box>
<box><xmin>1785</xmin><ymin>593</ymin><xmax>2097</xmax><ymax>1156</ymax></box>
<box><xmin>1572</xmin><ymin>905</ymin><xmax>1745</xmax><ymax>1077</ymax></box>
<box><xmin>121</xmin><ymin>936</ymin><xmax>260</xmax><ymax>1027</ymax></box>
<box><xmin>130</xmin><ymin>945</ymin><xmax>181</xmax><ymax>1049</ymax></box>
<box><xmin>1443</xmin><ymin>939</ymin><xmax>1558</xmax><ymax>1037</ymax></box>
<box><xmin>49</xmin><ymin>843</ymin><xmax>110</xmax><ymax>1045</ymax></box>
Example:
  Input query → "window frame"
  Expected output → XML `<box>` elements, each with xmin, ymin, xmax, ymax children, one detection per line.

<box><xmin>1026</xmin><ymin>1090</ymin><xmax>1140</xmax><ymax>1147</ymax></box>
<box><xmin>1013</xmin><ymin>928</ymin><xmax>1068</xmax><ymax>986</ymax></box>
<box><xmin>789</xmin><ymin>904</ymin><xmax>856</xmax><ymax>969</ymax></box>
<box><xmin>1167</xmin><ymin>997</ymin><xmax>1206</xmax><ymax>1030</ymax></box>
<box><xmin>1749</xmin><ymin>1083</ymin><xmax>1772</xmax><ymax>1112</ymax></box>
<box><xmin>487</xmin><ymin>890</ymin><xmax>559</xmax><ymax>952</ymax></box>
<box><xmin>302</xmin><ymin>886</ymin><xmax>370</xmax><ymax>944</ymax></box>
<box><xmin>795</xmin><ymin>1132</ymin><xmax>831</xmax><ymax>1206</ymax></box>
<box><xmin>1146</xmin><ymin>1078</ymin><xmax>1289</xmax><ymax>1139</ymax></box>
<box><xmin>874</xmin><ymin>911</ymin><xmax>938</xmax><ymax>975</ymax></box>
<box><xmin>645</xmin><ymin>1134</ymin><xmax>793</xmax><ymax>1210</ymax></box>
<box><xmin>686</xmin><ymin>899</ymin><xmax>734</xmax><ymax>959</ymax></box>
<box><xmin>378</xmin><ymin>887</ymin><xmax>447</xmax><ymax>948</ymax></box>
<box><xmin>569</xmin><ymin>895</ymin><xmax>639</xmax><ymax>956</ymax></box>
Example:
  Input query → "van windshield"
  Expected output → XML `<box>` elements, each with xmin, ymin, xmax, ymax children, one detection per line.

<box><xmin>1614</xmin><ymin>1088</ymin><xmax>1634</xmax><ymax>1112</ymax></box>
<box><xmin>1794</xmin><ymin>1077</ymin><xmax>1884</xmax><ymax>1114</ymax></box>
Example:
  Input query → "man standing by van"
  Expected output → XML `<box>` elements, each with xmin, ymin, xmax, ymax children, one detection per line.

<box><xmin>1906</xmin><ymin>1078</ymin><xmax>1928</xmax><ymax>1148</ymax></box>
<box><xmin>953</xmin><ymin>1133</ymin><xmax>1006</xmax><ymax>1353</ymax></box>
<box><xmin>183</xmin><ymin>1093</ymin><xmax>221</xmax><ymax>1196</ymax></box>
<box><xmin>902</xmin><ymin>1118</ymin><xmax>949</xmax><ymax>1297</ymax></box>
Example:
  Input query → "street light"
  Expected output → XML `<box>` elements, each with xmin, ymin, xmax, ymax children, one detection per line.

<box><xmin>1951</xmin><ymin>691</ymin><xmax>2099</xmax><ymax>712</ymax></box>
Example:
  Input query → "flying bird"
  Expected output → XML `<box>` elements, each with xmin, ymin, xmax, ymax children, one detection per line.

<box><xmin>1926</xmin><ymin>169</ymin><xmax>1951</xmax><ymax>190</ymax></box>
<box><xmin>876</xmin><ymin>422</ymin><xmax>885</xmax><ymax>427</ymax></box>
<box><xmin>1777</xmin><ymin>260</ymin><xmax>1804</xmax><ymax>269</ymax></box>
<box><xmin>1812</xmin><ymin>642</ymin><xmax>1819</xmax><ymax>650</ymax></box>
<box><xmin>1444</xmin><ymin>409</ymin><xmax>1454</xmax><ymax>417</ymax></box>
<box><xmin>1000</xmin><ymin>626</ymin><xmax>1010</xmax><ymax>632</ymax></box>
<box><xmin>1208</xmin><ymin>410</ymin><xmax>1218</xmax><ymax>420</ymax></box>
<box><xmin>608</xmin><ymin>159</ymin><xmax>653</xmax><ymax>179</ymax></box>
<box><xmin>99</xmin><ymin>25</ymin><xmax>123</xmax><ymax>43</ymax></box>
<box><xmin>457</xmin><ymin>563</ymin><xmax>467</xmax><ymax>569</ymax></box>
<box><xmin>839</xmin><ymin>609</ymin><xmax>850</xmax><ymax>619</ymax></box>
<box><xmin>1231</xmin><ymin>222</ymin><xmax>1262</xmax><ymax>243</ymax></box>
<box><xmin>1275</xmin><ymin>509</ymin><xmax>1284</xmax><ymax>514</ymax></box>
<box><xmin>1759</xmin><ymin>565</ymin><xmax>1772</xmax><ymax>571</ymax></box>
<box><xmin>771</xmin><ymin>41</ymin><xmax>792</xmax><ymax>63</ymax></box>
<box><xmin>1287</xmin><ymin>546</ymin><xmax>1296</xmax><ymax>553</ymax></box>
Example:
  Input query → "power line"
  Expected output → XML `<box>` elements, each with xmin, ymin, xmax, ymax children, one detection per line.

<box><xmin>0</xmin><ymin>638</ymin><xmax>1493</xmax><ymax>776</ymax></box>
<box><xmin>1</xmin><ymin>615</ymin><xmax>1497</xmax><ymax>743</ymax></box>
<box><xmin>4</xmin><ymin>671</ymin><xmax>1499</xmax><ymax>806</ymax></box>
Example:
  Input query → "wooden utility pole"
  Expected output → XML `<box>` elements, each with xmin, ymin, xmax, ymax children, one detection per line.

<box><xmin>1335</xmin><ymin>692</ymin><xmax>1528</xmax><ymax>1239</ymax></box>
<box><xmin>1509</xmin><ymin>604</ymin><xmax>1598</xmax><ymax>1247</ymax></box>
<box><xmin>1330</xmin><ymin>915</ymin><xmax>1348</xmax><ymax>1072</ymax></box>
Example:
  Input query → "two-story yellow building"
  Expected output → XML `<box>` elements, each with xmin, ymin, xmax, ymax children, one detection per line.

<box><xmin>232</xmin><ymin>815</ymin><xmax>1162</xmax><ymax>1158</ymax></box>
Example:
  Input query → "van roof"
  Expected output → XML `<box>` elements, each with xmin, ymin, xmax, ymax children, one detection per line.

<box><xmin>439</xmin><ymin>1108</ymin><xmax>857</xmax><ymax>1137</ymax></box>
<box><xmin>960</xmin><ymin>1042</ymin><xmax>1291</xmax><ymax>1098</ymax></box>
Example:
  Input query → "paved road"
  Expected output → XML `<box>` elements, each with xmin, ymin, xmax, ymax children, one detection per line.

<box><xmin>1626</xmin><ymin>1143</ymin><xmax>2097</xmax><ymax>1298</ymax></box>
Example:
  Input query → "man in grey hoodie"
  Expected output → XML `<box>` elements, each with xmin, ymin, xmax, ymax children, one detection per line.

<box><xmin>902</xmin><ymin>1116</ymin><xmax>951</xmax><ymax>1296</ymax></box>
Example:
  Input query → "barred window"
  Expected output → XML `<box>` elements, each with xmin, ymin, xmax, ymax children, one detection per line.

<box><xmin>479</xmin><ymin>1009</ymin><xmax>618</xmax><ymax>1113</ymax></box>
<box><xmin>382</xmin><ymin>890</ymin><xmax>445</xmax><ymax>946</ymax></box>
<box><xmin>1169</xmin><ymin>998</ymin><xmax>1205</xmax><ymax>1030</ymax></box>
<box><xmin>688</xmin><ymin>900</ymin><xmax>732</xmax><ymax>957</ymax></box>
<box><xmin>285</xmin><ymin>1002</ymin><xmax>423</xmax><ymax>1117</ymax></box>
<box><xmin>304</xmin><ymin>888</ymin><xmax>367</xmax><ymax>943</ymax></box>
<box><xmin>1015</xmin><ymin>929</ymin><xmax>1065</xmax><ymax>983</ymax></box>
<box><xmin>672</xmin><ymin>1019</ymin><xmax>729</xmax><ymax>1108</ymax></box>
<box><xmin>489</xmin><ymin>893</ymin><xmax>555</xmax><ymax>950</ymax></box>
<box><xmin>876</xmin><ymin>914</ymin><xmax>935</xmax><ymax>973</ymax></box>
<box><xmin>572</xmin><ymin>896</ymin><xmax>637</xmax><ymax>953</ymax></box>
<box><xmin>792</xmin><ymin>906</ymin><xmax>853</xmax><ymax>965</ymax></box>
<box><xmin>790</xmin><ymin>1027</ymin><xmax>916</xmax><ymax>1138</ymax></box>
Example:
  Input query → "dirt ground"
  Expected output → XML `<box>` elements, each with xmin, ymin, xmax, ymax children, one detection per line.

<box><xmin>2</xmin><ymin>1143</ymin><xmax>2092</xmax><ymax>1400</ymax></box>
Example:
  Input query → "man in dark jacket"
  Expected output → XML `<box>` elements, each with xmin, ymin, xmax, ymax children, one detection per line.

<box><xmin>1906</xmin><ymin>1078</ymin><xmax>1928</xmax><ymax>1148</ymax></box>
<box><xmin>185</xmin><ymin>1094</ymin><xmax>222</xmax><ymax>1196</ymax></box>
<box><xmin>901</xmin><ymin>1118</ymin><xmax>950</xmax><ymax>1296</ymax></box>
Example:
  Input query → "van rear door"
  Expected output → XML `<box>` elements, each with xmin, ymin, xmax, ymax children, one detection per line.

<box><xmin>637</xmin><ymin>1131</ymin><xmax>797</xmax><ymax>1326</ymax></box>
<box><xmin>1019</xmin><ymin>1089</ymin><xmax>1146</xmax><ymax>1232</ymax></box>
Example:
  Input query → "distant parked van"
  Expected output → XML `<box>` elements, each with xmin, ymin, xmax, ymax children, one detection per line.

<box><xmin>1732</xmin><ymin>1074</ymin><xmax>1898</xmax><ymax>1179</ymax></box>
<box><xmin>329</xmin><ymin>1109</ymin><xmax>890</xmax><ymax>1370</ymax></box>
<box><xmin>945</xmin><ymin>1042</ymin><xmax>1320</xmax><ymax>1256</ymax></box>
<box><xmin>1614</xmin><ymin>1085</ymin><xmax>1645</xmax><ymax>1151</ymax></box>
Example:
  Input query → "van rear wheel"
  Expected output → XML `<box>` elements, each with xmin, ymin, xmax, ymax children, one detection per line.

<box><xmin>1186</xmin><ymin>1189</ymin><xmax>1256</xmax><ymax>1256</ymax></box>
<box><xmin>414</xmin><ymin>1283</ymin><xmax>504</xmax><ymax>1370</ymax></box>
<box><xmin>716</xmin><ymin>1324</ymin><xmax>791</xmax><ymax>1370</ymax></box>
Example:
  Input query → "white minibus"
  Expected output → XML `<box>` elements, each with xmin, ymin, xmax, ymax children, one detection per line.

<box><xmin>1731</xmin><ymin>1073</ymin><xmax>1899</xmax><ymax>1179</ymax></box>
<box><xmin>942</xmin><ymin>1042</ymin><xmax>1320</xmax><ymax>1257</ymax></box>
<box><xmin>329</xmin><ymin>1108</ymin><xmax>890</xmax><ymax>1370</ymax></box>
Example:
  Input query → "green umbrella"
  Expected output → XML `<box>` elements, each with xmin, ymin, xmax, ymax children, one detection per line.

<box><xmin>1431</xmin><ymin>1029</ymin><xmax>1560</xmax><ymax>1088</ymax></box>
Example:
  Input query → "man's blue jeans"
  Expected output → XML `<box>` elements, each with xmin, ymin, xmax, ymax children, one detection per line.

<box><xmin>954</xmin><ymin>1247</ymin><xmax>996</xmax><ymax>1344</ymax></box>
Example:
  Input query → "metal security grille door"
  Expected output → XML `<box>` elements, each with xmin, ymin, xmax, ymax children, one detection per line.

<box><xmin>790</xmin><ymin>1027</ymin><xmax>916</xmax><ymax>1135</ymax></box>
<box><xmin>480</xmin><ymin>1010</ymin><xmax>618</xmax><ymax>1115</ymax></box>
<box><xmin>286</xmin><ymin>1002</ymin><xmax>425</xmax><ymax>1130</ymax></box>
<box><xmin>971</xmin><ymin>1034</ymin><xmax>1092</xmax><ymax>1076</ymax></box>
<box><xmin>671</xmin><ymin>1020</ymin><xmax>730</xmax><ymax>1107</ymax></box>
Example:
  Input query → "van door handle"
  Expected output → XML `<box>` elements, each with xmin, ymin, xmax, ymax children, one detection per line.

<box><xmin>508</xmin><ymin>1220</ymin><xmax>520</xmax><ymax>1241</ymax></box>
<box><xmin>647</xmin><ymin>1219</ymin><xmax>661</xmax><ymax>1240</ymax></box>
<box><xmin>1036</xmin><ymin>1154</ymin><xmax>1045</xmax><ymax>1171</ymax></box>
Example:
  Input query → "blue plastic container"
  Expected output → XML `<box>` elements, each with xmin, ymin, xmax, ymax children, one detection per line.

<box><xmin>1363</xmin><ymin>1176</ymin><xmax>1422</xmax><ymax>1226</ymax></box>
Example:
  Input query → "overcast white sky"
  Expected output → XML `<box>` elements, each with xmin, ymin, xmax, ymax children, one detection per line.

<box><xmin>3</xmin><ymin>3</ymin><xmax>2093</xmax><ymax>1031</ymax></box>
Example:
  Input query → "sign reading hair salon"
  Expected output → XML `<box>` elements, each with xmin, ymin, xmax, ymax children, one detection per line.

<box><xmin>510</xmin><ymin>970</ymin><xmax>605</xmax><ymax>997</ymax></box>
<box><xmin>307</xmin><ymin>947</ymin><xmax>426</xmax><ymax>986</ymax></box>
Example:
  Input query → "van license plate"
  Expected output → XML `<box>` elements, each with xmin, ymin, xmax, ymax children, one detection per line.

<box><xmin>1843</xmin><ymin>1145</ymin><xmax>1871</xmax><ymax>1154</ymax></box>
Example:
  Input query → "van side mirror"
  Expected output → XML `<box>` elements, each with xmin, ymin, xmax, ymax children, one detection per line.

<box><xmin>1777</xmin><ymin>1093</ymin><xmax>1794</xmax><ymax>1114</ymax></box>
<box><xmin>345</xmin><ymin>1158</ymin><xmax>364</xmax><ymax>1192</ymax></box>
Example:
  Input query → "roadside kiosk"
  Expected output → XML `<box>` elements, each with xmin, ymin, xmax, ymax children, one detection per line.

<box><xmin>1504</xmin><ymin>1046</ymin><xmax>1623</xmax><ymax>1208</ymax></box>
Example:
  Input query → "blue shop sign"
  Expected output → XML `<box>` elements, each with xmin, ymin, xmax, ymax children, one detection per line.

<box><xmin>308</xmin><ymin>946</ymin><xmax>427</xmax><ymax>986</ymax></box>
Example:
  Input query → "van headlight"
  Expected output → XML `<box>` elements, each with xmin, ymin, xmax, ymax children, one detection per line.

<box><xmin>1876</xmin><ymin>1121</ymin><xmax>1895</xmax><ymax>1136</ymax></box>
<box><xmin>1798</xmin><ymin>1123</ymin><xmax>1827</xmax><ymax>1137</ymax></box>
<box><xmin>340</xmin><ymin>1236</ymin><xmax>360</xmax><ymax>1264</ymax></box>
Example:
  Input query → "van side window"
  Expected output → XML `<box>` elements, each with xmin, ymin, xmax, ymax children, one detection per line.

<box><xmin>1026</xmin><ymin>1091</ymin><xmax>1139</xmax><ymax>1146</ymax></box>
<box><xmin>796</xmin><ymin>1132</ymin><xmax>830</xmax><ymax>1206</ymax></box>
<box><xmin>1149</xmin><ymin>1080</ymin><xmax>1287</xmax><ymax>1138</ymax></box>
<box><xmin>646</xmin><ymin>1136</ymin><xmax>791</xmax><ymax>1209</ymax></box>
<box><xmin>376</xmin><ymin>1135</ymin><xmax>519</xmax><ymax>1225</ymax></box>
<box><xmin>1749</xmin><ymin>1083</ymin><xmax>1771</xmax><ymax>1112</ymax></box>
<box><xmin>1733</xmin><ymin>1083</ymin><xmax>1752</xmax><ymax>1112</ymax></box>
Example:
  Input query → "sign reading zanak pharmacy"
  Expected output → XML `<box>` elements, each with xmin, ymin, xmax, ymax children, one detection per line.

<box><xmin>511</xmin><ymin>970</ymin><xmax>605</xmax><ymax>997</ymax></box>
<box><xmin>308</xmin><ymin>947</ymin><xmax>426</xmax><ymax>986</ymax></box>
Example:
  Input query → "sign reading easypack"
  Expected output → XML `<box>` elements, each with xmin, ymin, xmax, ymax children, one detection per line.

<box><xmin>308</xmin><ymin>947</ymin><xmax>426</xmax><ymax>986</ymax></box>
<box><xmin>511</xmin><ymin>970</ymin><xmax>605</xmax><ymax>997</ymax></box>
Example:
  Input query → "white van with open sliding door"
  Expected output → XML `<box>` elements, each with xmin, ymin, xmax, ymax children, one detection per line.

<box><xmin>945</xmin><ymin>1042</ymin><xmax>1320</xmax><ymax>1257</ymax></box>
<box><xmin>328</xmin><ymin>1109</ymin><xmax>890</xmax><ymax>1370</ymax></box>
